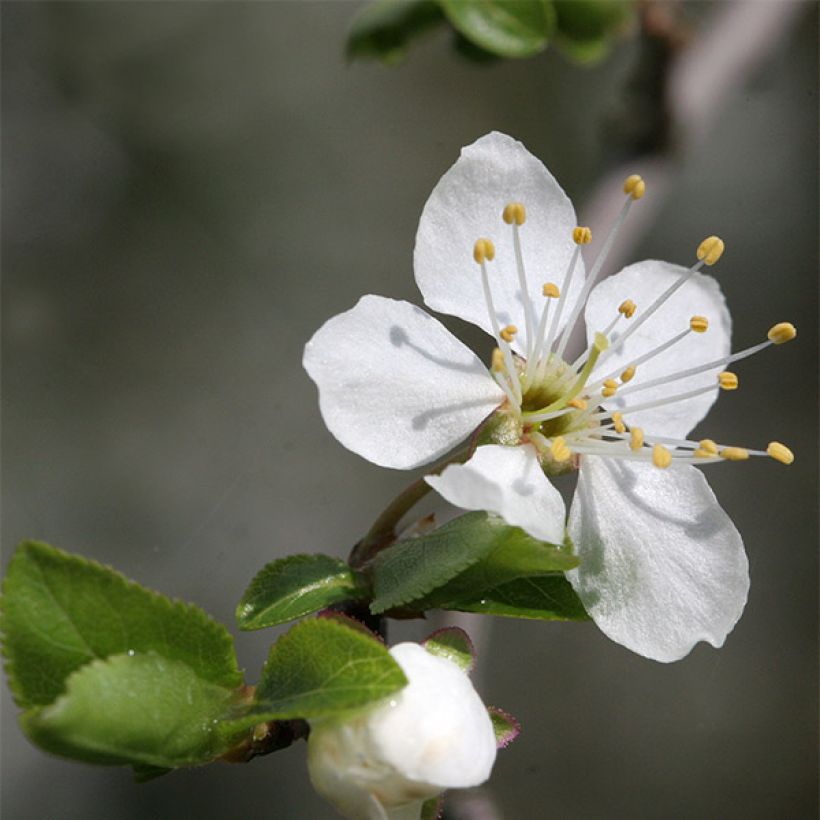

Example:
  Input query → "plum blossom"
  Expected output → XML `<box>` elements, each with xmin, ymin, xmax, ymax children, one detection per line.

<box><xmin>307</xmin><ymin>641</ymin><xmax>497</xmax><ymax>820</ymax></box>
<box><xmin>304</xmin><ymin>132</ymin><xmax>796</xmax><ymax>662</ymax></box>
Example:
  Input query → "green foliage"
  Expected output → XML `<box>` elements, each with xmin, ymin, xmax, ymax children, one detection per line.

<box><xmin>371</xmin><ymin>512</ymin><xmax>576</xmax><ymax>614</ymax></box>
<box><xmin>347</xmin><ymin>0</ymin><xmax>445</xmax><ymax>64</ymax></box>
<box><xmin>1</xmin><ymin>541</ymin><xmax>241</xmax><ymax>709</ymax></box>
<box><xmin>553</xmin><ymin>0</ymin><xmax>633</xmax><ymax>63</ymax></box>
<box><xmin>488</xmin><ymin>705</ymin><xmax>521</xmax><ymax>748</ymax></box>
<box><xmin>224</xmin><ymin>618</ymin><xmax>407</xmax><ymax>731</ymax></box>
<box><xmin>422</xmin><ymin>626</ymin><xmax>475</xmax><ymax>673</ymax></box>
<box><xmin>439</xmin><ymin>0</ymin><xmax>554</xmax><ymax>59</ymax></box>
<box><xmin>22</xmin><ymin>653</ymin><xmax>242</xmax><ymax>769</ymax></box>
<box><xmin>236</xmin><ymin>554</ymin><xmax>369</xmax><ymax>631</ymax></box>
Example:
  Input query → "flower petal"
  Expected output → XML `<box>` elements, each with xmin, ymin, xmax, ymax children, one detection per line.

<box><xmin>425</xmin><ymin>444</ymin><xmax>566</xmax><ymax>545</ymax></box>
<box><xmin>303</xmin><ymin>295</ymin><xmax>503</xmax><ymax>470</ymax></box>
<box><xmin>585</xmin><ymin>260</ymin><xmax>731</xmax><ymax>438</ymax></box>
<box><xmin>414</xmin><ymin>132</ymin><xmax>584</xmax><ymax>354</ymax></box>
<box><xmin>567</xmin><ymin>457</ymin><xmax>749</xmax><ymax>663</ymax></box>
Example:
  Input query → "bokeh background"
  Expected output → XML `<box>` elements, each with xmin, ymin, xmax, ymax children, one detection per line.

<box><xmin>2</xmin><ymin>2</ymin><xmax>817</xmax><ymax>818</ymax></box>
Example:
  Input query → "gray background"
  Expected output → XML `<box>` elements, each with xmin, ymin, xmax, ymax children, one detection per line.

<box><xmin>2</xmin><ymin>2</ymin><xmax>817</xmax><ymax>818</ymax></box>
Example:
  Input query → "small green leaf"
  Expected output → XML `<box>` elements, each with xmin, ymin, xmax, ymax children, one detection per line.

<box><xmin>22</xmin><ymin>652</ymin><xmax>242</xmax><ymax>769</ymax></box>
<box><xmin>422</xmin><ymin>627</ymin><xmax>475</xmax><ymax>673</ymax></box>
<box><xmin>224</xmin><ymin>618</ymin><xmax>406</xmax><ymax>731</ymax></box>
<box><xmin>553</xmin><ymin>0</ymin><xmax>634</xmax><ymax>64</ymax></box>
<box><xmin>442</xmin><ymin>573</ymin><xmax>590</xmax><ymax>621</ymax></box>
<box><xmin>347</xmin><ymin>0</ymin><xmax>446</xmax><ymax>64</ymax></box>
<box><xmin>1</xmin><ymin>541</ymin><xmax>241</xmax><ymax>708</ymax></box>
<box><xmin>421</xmin><ymin>796</ymin><xmax>443</xmax><ymax>820</ymax></box>
<box><xmin>236</xmin><ymin>554</ymin><xmax>369</xmax><ymax>631</ymax></box>
<box><xmin>438</xmin><ymin>0</ymin><xmax>555</xmax><ymax>59</ymax></box>
<box><xmin>488</xmin><ymin>705</ymin><xmax>521</xmax><ymax>749</ymax></box>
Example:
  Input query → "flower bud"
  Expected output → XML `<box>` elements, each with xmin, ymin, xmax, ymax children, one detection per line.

<box><xmin>308</xmin><ymin>642</ymin><xmax>497</xmax><ymax>820</ymax></box>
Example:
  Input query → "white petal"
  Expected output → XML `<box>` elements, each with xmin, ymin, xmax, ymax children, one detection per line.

<box><xmin>585</xmin><ymin>260</ymin><xmax>731</xmax><ymax>438</ymax></box>
<box><xmin>567</xmin><ymin>457</ymin><xmax>749</xmax><ymax>663</ymax></box>
<box><xmin>425</xmin><ymin>444</ymin><xmax>566</xmax><ymax>545</ymax></box>
<box><xmin>414</xmin><ymin>132</ymin><xmax>584</xmax><ymax>354</ymax></box>
<box><xmin>303</xmin><ymin>295</ymin><xmax>503</xmax><ymax>470</ymax></box>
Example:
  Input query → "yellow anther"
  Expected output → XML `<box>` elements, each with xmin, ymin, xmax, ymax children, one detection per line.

<box><xmin>502</xmin><ymin>202</ymin><xmax>527</xmax><ymax>226</ymax></box>
<box><xmin>601</xmin><ymin>379</ymin><xmax>618</xmax><ymax>398</ymax></box>
<box><xmin>767</xmin><ymin>441</ymin><xmax>794</xmax><ymax>465</ymax></box>
<box><xmin>620</xmin><ymin>365</ymin><xmax>636</xmax><ymax>383</ymax></box>
<box><xmin>767</xmin><ymin>322</ymin><xmax>797</xmax><ymax>344</ymax></box>
<box><xmin>690</xmin><ymin>316</ymin><xmax>709</xmax><ymax>333</ymax></box>
<box><xmin>473</xmin><ymin>238</ymin><xmax>496</xmax><ymax>264</ymax></box>
<box><xmin>696</xmin><ymin>235</ymin><xmax>725</xmax><ymax>266</ymax></box>
<box><xmin>612</xmin><ymin>411</ymin><xmax>625</xmax><ymax>434</ymax></box>
<box><xmin>720</xmin><ymin>447</ymin><xmax>749</xmax><ymax>461</ymax></box>
<box><xmin>629</xmin><ymin>427</ymin><xmax>644</xmax><ymax>452</ymax></box>
<box><xmin>550</xmin><ymin>436</ymin><xmax>571</xmax><ymax>462</ymax></box>
<box><xmin>593</xmin><ymin>332</ymin><xmax>610</xmax><ymax>353</ymax></box>
<box><xmin>618</xmin><ymin>299</ymin><xmax>636</xmax><ymax>318</ymax></box>
<box><xmin>718</xmin><ymin>371</ymin><xmax>739</xmax><ymax>390</ymax></box>
<box><xmin>500</xmin><ymin>324</ymin><xmax>518</xmax><ymax>343</ymax></box>
<box><xmin>652</xmin><ymin>444</ymin><xmax>672</xmax><ymax>468</ymax></box>
<box><xmin>693</xmin><ymin>448</ymin><xmax>714</xmax><ymax>458</ymax></box>
<box><xmin>542</xmin><ymin>282</ymin><xmax>560</xmax><ymax>299</ymax></box>
<box><xmin>698</xmin><ymin>439</ymin><xmax>719</xmax><ymax>456</ymax></box>
<box><xmin>568</xmin><ymin>398</ymin><xmax>588</xmax><ymax>411</ymax></box>
<box><xmin>491</xmin><ymin>347</ymin><xmax>505</xmax><ymax>372</ymax></box>
<box><xmin>623</xmin><ymin>174</ymin><xmax>645</xmax><ymax>200</ymax></box>
<box><xmin>573</xmin><ymin>226</ymin><xmax>592</xmax><ymax>245</ymax></box>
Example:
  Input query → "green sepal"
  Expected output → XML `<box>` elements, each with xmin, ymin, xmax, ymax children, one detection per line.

<box><xmin>422</xmin><ymin>627</ymin><xmax>475</xmax><ymax>673</ymax></box>
<box><xmin>222</xmin><ymin>618</ymin><xmax>407</xmax><ymax>733</ymax></box>
<box><xmin>347</xmin><ymin>0</ymin><xmax>446</xmax><ymax>64</ymax></box>
<box><xmin>21</xmin><ymin>652</ymin><xmax>245</xmax><ymax>769</ymax></box>
<box><xmin>421</xmin><ymin>796</ymin><xmax>443</xmax><ymax>820</ymax></box>
<box><xmin>236</xmin><ymin>554</ymin><xmax>370</xmax><ymax>631</ymax></box>
<box><xmin>488</xmin><ymin>705</ymin><xmax>521</xmax><ymax>749</ymax></box>
<box><xmin>438</xmin><ymin>0</ymin><xmax>555</xmax><ymax>59</ymax></box>
<box><xmin>1</xmin><ymin>541</ymin><xmax>242</xmax><ymax>709</ymax></box>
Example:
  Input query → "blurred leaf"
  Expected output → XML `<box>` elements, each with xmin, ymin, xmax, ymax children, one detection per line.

<box><xmin>236</xmin><ymin>554</ymin><xmax>369</xmax><ymax>631</ymax></box>
<box><xmin>438</xmin><ymin>0</ymin><xmax>555</xmax><ymax>59</ymax></box>
<box><xmin>22</xmin><ymin>652</ymin><xmax>242</xmax><ymax>769</ymax></box>
<box><xmin>347</xmin><ymin>0</ymin><xmax>446</xmax><ymax>64</ymax></box>
<box><xmin>421</xmin><ymin>796</ymin><xmax>444</xmax><ymax>820</ymax></box>
<box><xmin>223</xmin><ymin>618</ymin><xmax>406</xmax><ymax>731</ymax></box>
<box><xmin>488</xmin><ymin>705</ymin><xmax>521</xmax><ymax>748</ymax></box>
<box><xmin>553</xmin><ymin>0</ymin><xmax>634</xmax><ymax>63</ymax></box>
<box><xmin>1</xmin><ymin>541</ymin><xmax>241</xmax><ymax>709</ymax></box>
<box><xmin>442</xmin><ymin>573</ymin><xmax>590</xmax><ymax>621</ymax></box>
<box><xmin>422</xmin><ymin>626</ymin><xmax>475</xmax><ymax>673</ymax></box>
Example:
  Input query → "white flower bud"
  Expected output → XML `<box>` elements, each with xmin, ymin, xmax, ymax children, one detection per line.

<box><xmin>307</xmin><ymin>642</ymin><xmax>497</xmax><ymax>820</ymax></box>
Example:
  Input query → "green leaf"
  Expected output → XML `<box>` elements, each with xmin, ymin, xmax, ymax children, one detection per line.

<box><xmin>236</xmin><ymin>554</ymin><xmax>370</xmax><ymax>631</ymax></box>
<box><xmin>422</xmin><ymin>627</ymin><xmax>475</xmax><ymax>673</ymax></box>
<box><xmin>22</xmin><ymin>652</ymin><xmax>242</xmax><ymax>769</ymax></box>
<box><xmin>223</xmin><ymin>618</ymin><xmax>406</xmax><ymax>731</ymax></box>
<box><xmin>421</xmin><ymin>796</ymin><xmax>443</xmax><ymax>820</ymax></box>
<box><xmin>347</xmin><ymin>0</ymin><xmax>446</xmax><ymax>64</ymax></box>
<box><xmin>553</xmin><ymin>0</ymin><xmax>633</xmax><ymax>63</ymax></box>
<box><xmin>1</xmin><ymin>541</ymin><xmax>241</xmax><ymax>708</ymax></box>
<box><xmin>442</xmin><ymin>573</ymin><xmax>590</xmax><ymax>621</ymax></box>
<box><xmin>488</xmin><ymin>705</ymin><xmax>521</xmax><ymax>748</ymax></box>
<box><xmin>438</xmin><ymin>0</ymin><xmax>555</xmax><ymax>59</ymax></box>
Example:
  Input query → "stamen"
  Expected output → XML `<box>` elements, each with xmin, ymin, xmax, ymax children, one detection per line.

<box><xmin>591</xmin><ymin>378</ymin><xmax>721</xmax><ymax>421</ymax></box>
<box><xmin>699</xmin><ymin>439</ymin><xmax>719</xmax><ymax>455</ymax></box>
<box><xmin>767</xmin><ymin>441</ymin><xmax>794</xmax><ymax>465</ymax></box>
<box><xmin>550</xmin><ymin>436</ymin><xmax>571</xmax><ymax>462</ymax></box>
<box><xmin>524</xmin><ymin>283</ymin><xmax>560</xmax><ymax>386</ymax></box>
<box><xmin>620</xmin><ymin>365</ymin><xmax>636</xmax><ymax>383</ymax></box>
<box><xmin>718</xmin><ymin>371</ymin><xmax>739</xmax><ymax>390</ymax></box>
<box><xmin>768</xmin><ymin>322</ymin><xmax>797</xmax><ymax>344</ymax></box>
<box><xmin>652</xmin><ymin>444</ymin><xmax>672</xmax><ymax>468</ymax></box>
<box><xmin>573</xmin><ymin>226</ymin><xmax>593</xmax><ymax>245</ymax></box>
<box><xmin>612</xmin><ymin>411</ymin><xmax>625</xmax><ymax>434</ymax></box>
<box><xmin>543</xmin><ymin>283</ymin><xmax>561</xmax><ymax>298</ymax></box>
<box><xmin>696</xmin><ymin>235</ymin><xmax>725</xmax><ymax>266</ymax></box>
<box><xmin>491</xmin><ymin>347</ymin><xmax>505</xmax><ymax>372</ymax></box>
<box><xmin>504</xmin><ymin>203</ymin><xmax>536</xmax><ymax>360</ymax></box>
<box><xmin>630</xmin><ymin>427</ymin><xmax>644</xmax><ymax>451</ymax></box>
<box><xmin>618</xmin><ymin>299</ymin><xmax>637</xmax><ymax>318</ymax></box>
<box><xmin>568</xmin><ymin>397</ymin><xmax>588</xmax><ymax>410</ymax></box>
<box><xmin>473</xmin><ymin>238</ymin><xmax>495</xmax><ymax>264</ymax></box>
<box><xmin>720</xmin><ymin>447</ymin><xmax>749</xmax><ymax>461</ymax></box>
<box><xmin>623</xmin><ymin>174</ymin><xmax>646</xmax><ymax>200</ymax></box>
<box><xmin>502</xmin><ymin>202</ymin><xmax>527</xmax><ymax>226</ymax></box>
<box><xmin>690</xmin><ymin>315</ymin><xmax>709</xmax><ymax>333</ymax></box>
<box><xmin>500</xmin><ymin>325</ymin><xmax>518</xmax><ymax>343</ymax></box>
<box><xmin>602</xmin><ymin>379</ymin><xmax>618</xmax><ymax>398</ymax></box>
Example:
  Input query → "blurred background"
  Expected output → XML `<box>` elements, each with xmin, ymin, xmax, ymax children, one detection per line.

<box><xmin>2</xmin><ymin>1</ymin><xmax>817</xmax><ymax>818</ymax></box>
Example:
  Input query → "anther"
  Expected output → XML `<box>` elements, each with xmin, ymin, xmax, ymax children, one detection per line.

<box><xmin>500</xmin><ymin>325</ymin><xmax>518</xmax><ymax>343</ymax></box>
<box><xmin>767</xmin><ymin>322</ymin><xmax>797</xmax><ymax>344</ymax></box>
<box><xmin>620</xmin><ymin>365</ymin><xmax>636</xmax><ymax>383</ymax></box>
<box><xmin>612</xmin><ymin>411</ymin><xmax>626</xmax><ymax>434</ymax></box>
<box><xmin>550</xmin><ymin>436</ymin><xmax>571</xmax><ymax>462</ymax></box>
<box><xmin>602</xmin><ymin>379</ymin><xmax>618</xmax><ymax>398</ymax></box>
<box><xmin>718</xmin><ymin>371</ymin><xmax>739</xmax><ymax>390</ymax></box>
<box><xmin>699</xmin><ymin>439</ymin><xmax>719</xmax><ymax>456</ymax></box>
<box><xmin>573</xmin><ymin>226</ymin><xmax>592</xmax><ymax>245</ymax></box>
<box><xmin>690</xmin><ymin>316</ymin><xmax>709</xmax><ymax>333</ymax></box>
<box><xmin>473</xmin><ymin>238</ymin><xmax>496</xmax><ymax>264</ymax></box>
<box><xmin>568</xmin><ymin>398</ymin><xmax>588</xmax><ymax>411</ymax></box>
<box><xmin>696</xmin><ymin>235</ymin><xmax>725</xmax><ymax>266</ymax></box>
<box><xmin>693</xmin><ymin>448</ymin><xmax>714</xmax><ymax>458</ymax></box>
<box><xmin>623</xmin><ymin>174</ymin><xmax>646</xmax><ymax>200</ymax></box>
<box><xmin>767</xmin><ymin>441</ymin><xmax>794</xmax><ymax>465</ymax></box>
<box><xmin>491</xmin><ymin>348</ymin><xmax>505</xmax><ymax>372</ymax></box>
<box><xmin>720</xmin><ymin>447</ymin><xmax>749</xmax><ymax>461</ymax></box>
<box><xmin>618</xmin><ymin>299</ymin><xmax>637</xmax><ymax>318</ymax></box>
<box><xmin>630</xmin><ymin>427</ymin><xmax>644</xmax><ymax>451</ymax></box>
<box><xmin>652</xmin><ymin>444</ymin><xmax>672</xmax><ymax>468</ymax></box>
<box><xmin>502</xmin><ymin>202</ymin><xmax>527</xmax><ymax>226</ymax></box>
<box><xmin>542</xmin><ymin>282</ymin><xmax>560</xmax><ymax>298</ymax></box>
